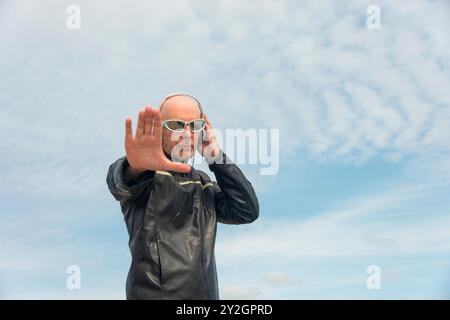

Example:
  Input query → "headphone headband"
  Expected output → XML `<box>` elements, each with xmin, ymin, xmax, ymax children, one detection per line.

<box><xmin>158</xmin><ymin>92</ymin><xmax>204</xmax><ymax>116</ymax></box>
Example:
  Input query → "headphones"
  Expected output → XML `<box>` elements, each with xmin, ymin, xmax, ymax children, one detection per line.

<box><xmin>158</xmin><ymin>93</ymin><xmax>207</xmax><ymax>173</ymax></box>
<box><xmin>158</xmin><ymin>92</ymin><xmax>204</xmax><ymax>114</ymax></box>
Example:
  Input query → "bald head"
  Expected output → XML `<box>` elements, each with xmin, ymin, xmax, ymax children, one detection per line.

<box><xmin>159</xmin><ymin>95</ymin><xmax>202</xmax><ymax>121</ymax></box>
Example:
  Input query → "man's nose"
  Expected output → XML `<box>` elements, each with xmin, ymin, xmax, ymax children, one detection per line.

<box><xmin>183</xmin><ymin>125</ymin><xmax>192</xmax><ymax>137</ymax></box>
<box><xmin>178</xmin><ymin>125</ymin><xmax>192</xmax><ymax>142</ymax></box>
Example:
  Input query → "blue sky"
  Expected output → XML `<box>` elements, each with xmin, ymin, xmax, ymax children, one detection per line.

<box><xmin>1</xmin><ymin>0</ymin><xmax>450</xmax><ymax>299</ymax></box>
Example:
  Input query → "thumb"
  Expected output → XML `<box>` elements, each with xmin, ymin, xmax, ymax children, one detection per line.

<box><xmin>163</xmin><ymin>160</ymin><xmax>191</xmax><ymax>173</ymax></box>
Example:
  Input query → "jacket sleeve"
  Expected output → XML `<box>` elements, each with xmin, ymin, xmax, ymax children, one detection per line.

<box><xmin>209</xmin><ymin>152</ymin><xmax>259</xmax><ymax>225</ymax></box>
<box><xmin>106</xmin><ymin>156</ymin><xmax>155</xmax><ymax>202</ymax></box>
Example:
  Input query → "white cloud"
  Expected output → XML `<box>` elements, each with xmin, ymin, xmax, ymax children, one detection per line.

<box><xmin>220</xmin><ymin>285</ymin><xmax>261</xmax><ymax>300</ymax></box>
<box><xmin>5</xmin><ymin>289</ymin><xmax>126</xmax><ymax>300</ymax></box>
<box><xmin>262</xmin><ymin>272</ymin><xmax>302</xmax><ymax>286</ymax></box>
<box><xmin>216</xmin><ymin>158</ymin><xmax>450</xmax><ymax>266</ymax></box>
<box><xmin>1</xmin><ymin>0</ymin><xmax>449</xmax><ymax>197</ymax></box>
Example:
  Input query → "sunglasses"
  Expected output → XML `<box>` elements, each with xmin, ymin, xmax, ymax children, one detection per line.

<box><xmin>162</xmin><ymin>119</ymin><xmax>206</xmax><ymax>133</ymax></box>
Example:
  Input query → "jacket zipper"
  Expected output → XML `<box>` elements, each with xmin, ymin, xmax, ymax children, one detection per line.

<box><xmin>156</xmin><ymin>232</ymin><xmax>164</xmax><ymax>291</ymax></box>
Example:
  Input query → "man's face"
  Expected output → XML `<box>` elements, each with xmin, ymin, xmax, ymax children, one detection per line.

<box><xmin>160</xmin><ymin>95</ymin><xmax>202</xmax><ymax>162</ymax></box>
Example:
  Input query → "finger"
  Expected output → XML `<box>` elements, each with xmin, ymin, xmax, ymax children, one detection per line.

<box><xmin>125</xmin><ymin>117</ymin><xmax>133</xmax><ymax>141</ymax></box>
<box><xmin>136</xmin><ymin>109</ymin><xmax>145</xmax><ymax>137</ymax></box>
<box><xmin>163</xmin><ymin>159</ymin><xmax>191</xmax><ymax>173</ymax></box>
<box><xmin>144</xmin><ymin>106</ymin><xmax>152</xmax><ymax>135</ymax></box>
<box><xmin>153</xmin><ymin>109</ymin><xmax>162</xmax><ymax>137</ymax></box>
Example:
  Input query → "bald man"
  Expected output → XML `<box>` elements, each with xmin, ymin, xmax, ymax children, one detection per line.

<box><xmin>106</xmin><ymin>93</ymin><xmax>259</xmax><ymax>300</ymax></box>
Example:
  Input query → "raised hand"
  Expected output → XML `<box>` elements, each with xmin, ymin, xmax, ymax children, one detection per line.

<box><xmin>198</xmin><ymin>114</ymin><xmax>221</xmax><ymax>162</ymax></box>
<box><xmin>125</xmin><ymin>106</ymin><xmax>191</xmax><ymax>174</ymax></box>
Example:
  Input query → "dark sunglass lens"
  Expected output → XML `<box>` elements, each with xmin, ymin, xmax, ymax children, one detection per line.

<box><xmin>167</xmin><ymin>120</ymin><xmax>185</xmax><ymax>131</ymax></box>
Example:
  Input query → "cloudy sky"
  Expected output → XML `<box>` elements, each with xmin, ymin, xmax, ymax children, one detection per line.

<box><xmin>1</xmin><ymin>0</ymin><xmax>449</xmax><ymax>299</ymax></box>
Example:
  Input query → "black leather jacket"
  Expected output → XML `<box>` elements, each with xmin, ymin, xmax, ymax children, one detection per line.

<box><xmin>106</xmin><ymin>153</ymin><xmax>259</xmax><ymax>299</ymax></box>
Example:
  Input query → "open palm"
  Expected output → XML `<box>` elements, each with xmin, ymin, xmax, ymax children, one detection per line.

<box><xmin>125</xmin><ymin>106</ymin><xmax>191</xmax><ymax>173</ymax></box>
